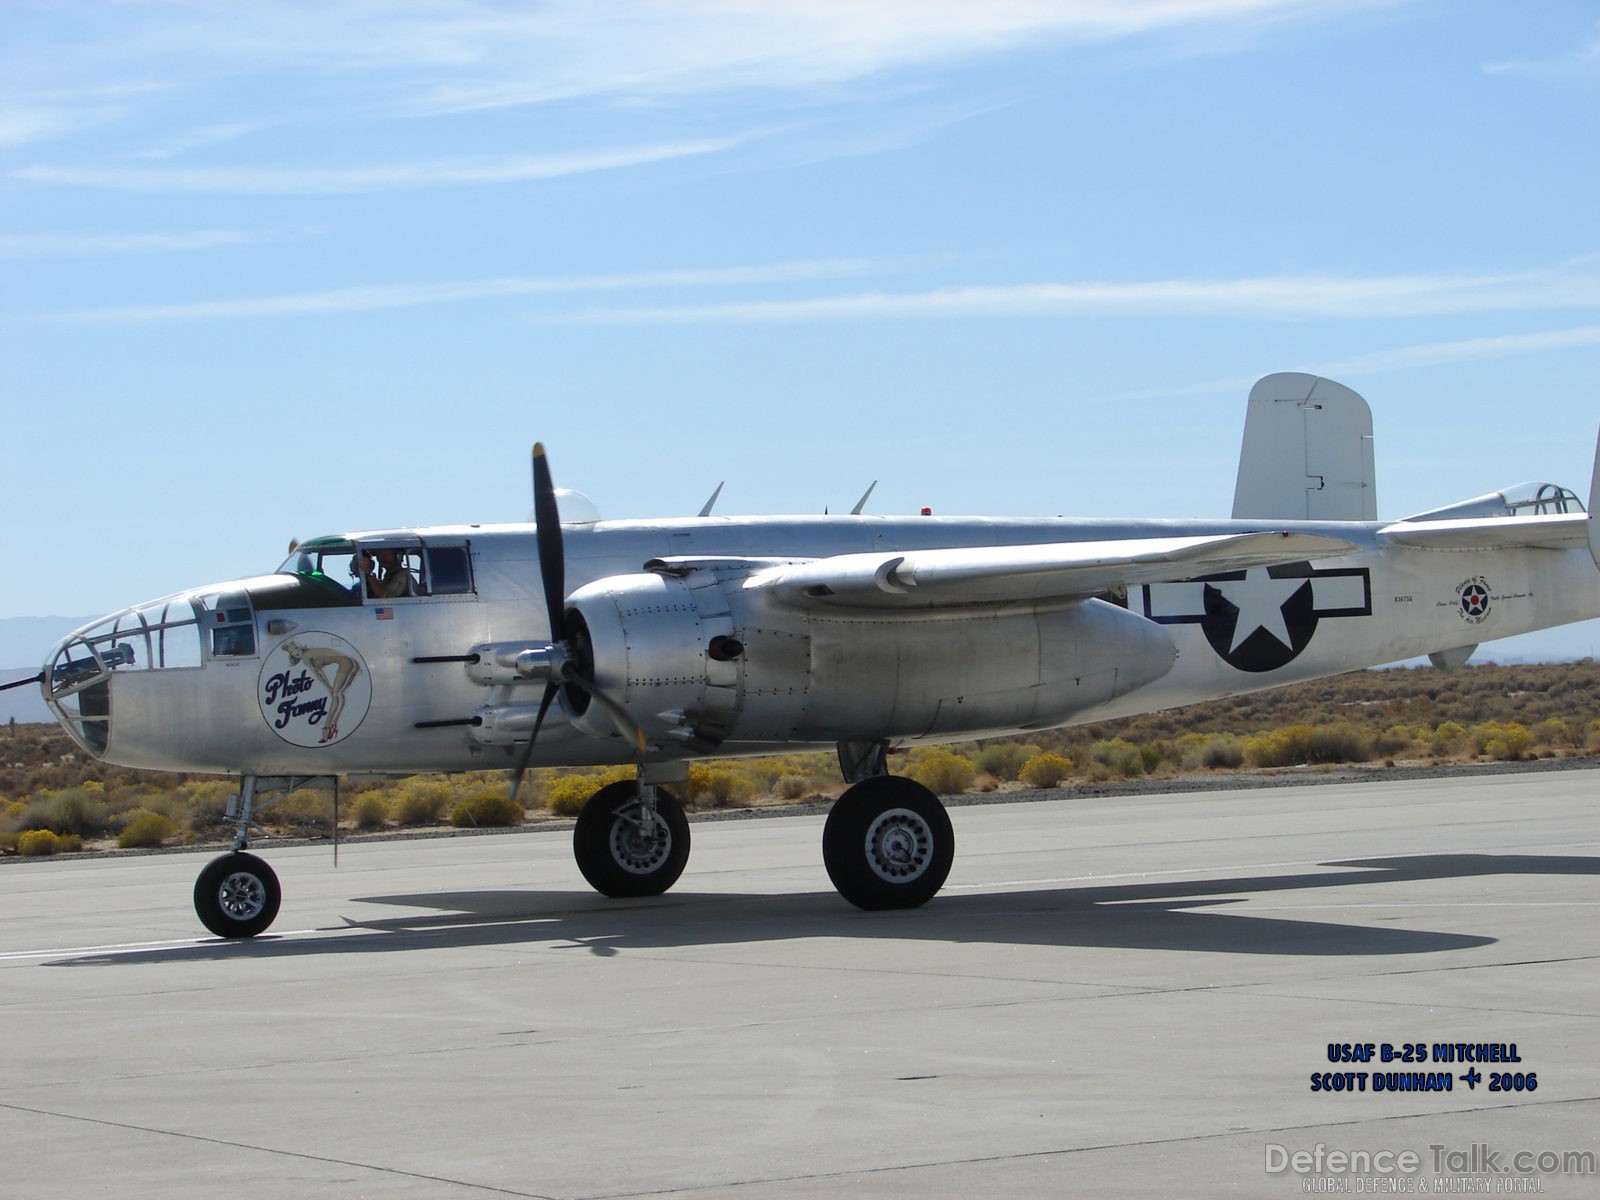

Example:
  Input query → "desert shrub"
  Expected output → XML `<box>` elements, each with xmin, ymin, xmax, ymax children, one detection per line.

<box><xmin>1304</xmin><ymin>723</ymin><xmax>1373</xmax><ymax>764</ymax></box>
<box><xmin>1472</xmin><ymin>721</ymin><xmax>1532</xmax><ymax>761</ymax></box>
<box><xmin>974</xmin><ymin>742</ymin><xmax>1038</xmax><ymax>782</ymax></box>
<box><xmin>1245</xmin><ymin>726</ymin><xmax>1312</xmax><ymax>767</ymax></box>
<box><xmin>14</xmin><ymin>787</ymin><xmax>111</xmax><ymax>837</ymax></box>
<box><xmin>773</xmin><ymin>774</ymin><xmax>811</xmax><ymax>800</ymax></box>
<box><xmin>1020</xmin><ymin>752</ymin><xmax>1073</xmax><ymax>788</ymax></box>
<box><xmin>1430</xmin><ymin>721</ymin><xmax>1466</xmax><ymax>755</ymax></box>
<box><xmin>543</xmin><ymin>766</ymin><xmax>633</xmax><ymax>816</ymax></box>
<box><xmin>1089</xmin><ymin>738</ymin><xmax>1146</xmax><ymax>778</ymax></box>
<box><xmin>1372</xmin><ymin>725</ymin><xmax>1418</xmax><ymax>757</ymax></box>
<box><xmin>686</xmin><ymin>766</ymin><xmax>755</xmax><ymax>809</ymax></box>
<box><xmin>544</xmin><ymin>775</ymin><xmax>602</xmax><ymax>816</ymax></box>
<box><xmin>1199</xmin><ymin>736</ymin><xmax>1244</xmax><ymax>769</ymax></box>
<box><xmin>450</xmin><ymin>790</ymin><xmax>525</xmax><ymax>827</ymax></box>
<box><xmin>388</xmin><ymin>776</ymin><xmax>454</xmax><ymax>825</ymax></box>
<box><xmin>0</xmin><ymin>830</ymin><xmax>16</xmax><ymax>853</ymax></box>
<box><xmin>266</xmin><ymin>789</ymin><xmax>332</xmax><ymax>829</ymax></box>
<box><xmin>1531</xmin><ymin>718</ymin><xmax>1573</xmax><ymax>748</ymax></box>
<box><xmin>351</xmin><ymin>793</ymin><xmax>390</xmax><ymax>829</ymax></box>
<box><xmin>903</xmin><ymin>748</ymin><xmax>975</xmax><ymax>795</ymax></box>
<box><xmin>180</xmin><ymin>779</ymin><xmax>238</xmax><ymax>833</ymax></box>
<box><xmin>1245</xmin><ymin>724</ymin><xmax>1371</xmax><ymax>767</ymax></box>
<box><xmin>18</xmin><ymin>829</ymin><xmax>61</xmax><ymax>856</ymax></box>
<box><xmin>117</xmin><ymin>809</ymin><xmax>177</xmax><ymax>849</ymax></box>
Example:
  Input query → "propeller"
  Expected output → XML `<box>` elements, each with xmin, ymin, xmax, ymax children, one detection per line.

<box><xmin>510</xmin><ymin>445</ymin><xmax>645</xmax><ymax>803</ymax></box>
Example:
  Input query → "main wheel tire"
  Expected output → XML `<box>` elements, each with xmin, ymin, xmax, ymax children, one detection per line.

<box><xmin>194</xmin><ymin>852</ymin><xmax>281</xmax><ymax>939</ymax></box>
<box><xmin>573</xmin><ymin>781</ymin><xmax>690</xmax><ymax>898</ymax></box>
<box><xmin>823</xmin><ymin>776</ymin><xmax>954</xmax><ymax>910</ymax></box>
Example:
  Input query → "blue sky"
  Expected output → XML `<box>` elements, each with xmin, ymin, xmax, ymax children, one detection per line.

<box><xmin>3</xmin><ymin>1</ymin><xmax>1598</xmax><ymax>659</ymax></box>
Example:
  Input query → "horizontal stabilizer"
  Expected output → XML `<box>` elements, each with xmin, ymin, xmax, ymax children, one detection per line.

<box><xmin>1379</xmin><ymin>513</ymin><xmax>1588</xmax><ymax>551</ymax></box>
<box><xmin>759</xmin><ymin>531</ymin><xmax>1358</xmax><ymax>610</ymax></box>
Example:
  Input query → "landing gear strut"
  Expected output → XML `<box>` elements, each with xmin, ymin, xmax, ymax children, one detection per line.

<box><xmin>573</xmin><ymin>780</ymin><xmax>690</xmax><ymax>898</ymax></box>
<box><xmin>190</xmin><ymin>775</ymin><xmax>322</xmax><ymax>939</ymax></box>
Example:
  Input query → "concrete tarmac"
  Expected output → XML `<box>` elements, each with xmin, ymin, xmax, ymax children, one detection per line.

<box><xmin>2</xmin><ymin>768</ymin><xmax>1597</xmax><ymax>1199</ymax></box>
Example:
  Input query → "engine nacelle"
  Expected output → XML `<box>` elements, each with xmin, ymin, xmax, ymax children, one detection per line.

<box><xmin>563</xmin><ymin>566</ymin><xmax>1178</xmax><ymax>750</ymax></box>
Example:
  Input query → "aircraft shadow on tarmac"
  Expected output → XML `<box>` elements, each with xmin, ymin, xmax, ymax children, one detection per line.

<box><xmin>49</xmin><ymin>852</ymin><xmax>1597</xmax><ymax>966</ymax></box>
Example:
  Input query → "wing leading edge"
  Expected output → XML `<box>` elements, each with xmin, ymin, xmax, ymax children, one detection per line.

<box><xmin>755</xmin><ymin>531</ymin><xmax>1359</xmax><ymax>610</ymax></box>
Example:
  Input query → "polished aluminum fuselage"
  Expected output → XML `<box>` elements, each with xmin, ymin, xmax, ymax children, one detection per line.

<box><xmin>44</xmin><ymin>513</ymin><xmax>1600</xmax><ymax>776</ymax></box>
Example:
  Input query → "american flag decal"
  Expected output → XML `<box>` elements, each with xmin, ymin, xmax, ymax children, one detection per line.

<box><xmin>375</xmin><ymin>606</ymin><xmax>394</xmax><ymax>620</ymax></box>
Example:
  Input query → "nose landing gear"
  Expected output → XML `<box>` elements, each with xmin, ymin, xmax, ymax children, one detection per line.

<box><xmin>190</xmin><ymin>775</ymin><xmax>321</xmax><ymax>939</ymax></box>
<box><xmin>194</xmin><ymin>851</ymin><xmax>281</xmax><ymax>939</ymax></box>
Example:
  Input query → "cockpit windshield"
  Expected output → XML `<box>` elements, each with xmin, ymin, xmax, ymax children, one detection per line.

<box><xmin>1406</xmin><ymin>481</ymin><xmax>1587</xmax><ymax>523</ymax></box>
<box><xmin>279</xmin><ymin>536</ymin><xmax>359</xmax><ymax>585</ymax></box>
<box><xmin>277</xmin><ymin>535</ymin><xmax>474</xmax><ymax>601</ymax></box>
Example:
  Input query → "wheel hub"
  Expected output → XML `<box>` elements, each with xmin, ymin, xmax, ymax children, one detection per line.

<box><xmin>218</xmin><ymin>871</ymin><xmax>267</xmax><ymax>920</ymax></box>
<box><xmin>610</xmin><ymin>805</ymin><xmax>671</xmax><ymax>875</ymax></box>
<box><xmin>864</xmin><ymin>807</ymin><xmax>932</xmax><ymax>882</ymax></box>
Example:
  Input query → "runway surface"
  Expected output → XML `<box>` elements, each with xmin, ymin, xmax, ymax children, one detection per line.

<box><xmin>3</xmin><ymin>768</ymin><xmax>1597</xmax><ymax>1198</ymax></box>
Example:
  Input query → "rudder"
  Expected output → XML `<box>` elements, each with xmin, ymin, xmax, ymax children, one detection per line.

<box><xmin>1232</xmin><ymin>373</ymin><xmax>1376</xmax><ymax>522</ymax></box>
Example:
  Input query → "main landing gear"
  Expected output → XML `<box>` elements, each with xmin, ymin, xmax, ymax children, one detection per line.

<box><xmin>190</xmin><ymin>754</ymin><xmax>956</xmax><ymax>938</ymax></box>
<box><xmin>572</xmin><ymin>780</ymin><xmax>690</xmax><ymax>898</ymax></box>
<box><xmin>822</xmin><ymin>774</ymin><xmax>954</xmax><ymax>910</ymax></box>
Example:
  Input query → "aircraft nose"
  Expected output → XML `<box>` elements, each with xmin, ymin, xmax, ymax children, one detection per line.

<box><xmin>43</xmin><ymin>593</ymin><xmax>206</xmax><ymax>759</ymax></box>
<box><xmin>44</xmin><ymin>618</ymin><xmax>131</xmax><ymax>757</ymax></box>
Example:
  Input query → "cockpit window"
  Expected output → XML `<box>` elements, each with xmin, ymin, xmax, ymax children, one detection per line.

<box><xmin>199</xmin><ymin>591</ymin><xmax>256</xmax><ymax>658</ymax></box>
<box><xmin>280</xmin><ymin>535</ymin><xmax>474</xmax><ymax>601</ymax></box>
<box><xmin>427</xmin><ymin>546</ymin><xmax>473</xmax><ymax>595</ymax></box>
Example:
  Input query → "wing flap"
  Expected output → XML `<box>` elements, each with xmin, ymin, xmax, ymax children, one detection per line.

<box><xmin>758</xmin><ymin>531</ymin><xmax>1358</xmax><ymax>610</ymax></box>
<box><xmin>1379</xmin><ymin>513</ymin><xmax>1587</xmax><ymax>551</ymax></box>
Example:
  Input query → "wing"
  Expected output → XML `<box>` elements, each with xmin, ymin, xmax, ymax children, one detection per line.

<box><xmin>751</xmin><ymin>531</ymin><xmax>1359</xmax><ymax>610</ymax></box>
<box><xmin>1378</xmin><ymin>513</ymin><xmax>1587</xmax><ymax>551</ymax></box>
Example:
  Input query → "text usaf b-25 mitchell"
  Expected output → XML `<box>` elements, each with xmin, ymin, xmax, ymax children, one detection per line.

<box><xmin>23</xmin><ymin>374</ymin><xmax>1600</xmax><ymax>938</ymax></box>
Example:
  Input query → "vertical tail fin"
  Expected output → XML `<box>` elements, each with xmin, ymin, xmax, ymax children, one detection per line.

<box><xmin>1232</xmin><ymin>373</ymin><xmax>1377</xmax><ymax>522</ymax></box>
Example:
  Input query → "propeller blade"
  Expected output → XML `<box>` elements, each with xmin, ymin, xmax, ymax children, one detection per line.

<box><xmin>559</xmin><ymin>661</ymin><xmax>648</xmax><ymax>755</ymax></box>
<box><xmin>531</xmin><ymin>444</ymin><xmax>565</xmax><ymax>641</ymax></box>
<box><xmin>509</xmin><ymin>681</ymin><xmax>560</xmax><ymax>804</ymax></box>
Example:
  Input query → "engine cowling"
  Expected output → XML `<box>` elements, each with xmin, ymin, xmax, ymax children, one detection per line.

<box><xmin>561</xmin><ymin>566</ymin><xmax>1178</xmax><ymax>750</ymax></box>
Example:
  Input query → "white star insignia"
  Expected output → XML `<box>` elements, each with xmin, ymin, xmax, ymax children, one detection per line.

<box><xmin>1211</xmin><ymin>569</ymin><xmax>1309</xmax><ymax>652</ymax></box>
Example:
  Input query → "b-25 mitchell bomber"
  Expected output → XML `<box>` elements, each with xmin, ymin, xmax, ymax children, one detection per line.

<box><xmin>20</xmin><ymin>374</ymin><xmax>1600</xmax><ymax>938</ymax></box>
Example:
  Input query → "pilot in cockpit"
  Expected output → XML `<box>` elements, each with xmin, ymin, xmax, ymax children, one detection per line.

<box><xmin>360</xmin><ymin>549</ymin><xmax>417</xmax><ymax>599</ymax></box>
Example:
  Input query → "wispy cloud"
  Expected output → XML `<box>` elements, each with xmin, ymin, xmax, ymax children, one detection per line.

<box><xmin>45</xmin><ymin>258</ymin><xmax>905</xmax><ymax>322</ymax></box>
<box><xmin>14</xmin><ymin>137</ymin><xmax>744</xmax><ymax>195</ymax></box>
<box><xmin>565</xmin><ymin>262</ymin><xmax>1600</xmax><ymax>323</ymax></box>
<box><xmin>40</xmin><ymin>257</ymin><xmax>1600</xmax><ymax>327</ymax></box>
<box><xmin>1087</xmin><ymin>324</ymin><xmax>1600</xmax><ymax>405</ymax></box>
<box><xmin>1312</xmin><ymin>325</ymin><xmax>1600</xmax><ymax>374</ymax></box>
<box><xmin>1484</xmin><ymin>20</ymin><xmax>1600</xmax><ymax>79</ymax></box>
<box><xmin>0</xmin><ymin>227</ymin><xmax>321</xmax><ymax>260</ymax></box>
<box><xmin>2</xmin><ymin>1</ymin><xmax>1396</xmax><ymax>153</ymax></box>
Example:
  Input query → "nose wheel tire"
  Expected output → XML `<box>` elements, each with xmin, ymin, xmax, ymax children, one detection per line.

<box><xmin>823</xmin><ymin>776</ymin><xmax>954</xmax><ymax>910</ymax></box>
<box><xmin>573</xmin><ymin>781</ymin><xmax>690</xmax><ymax>898</ymax></box>
<box><xmin>194</xmin><ymin>852</ymin><xmax>282</xmax><ymax>939</ymax></box>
